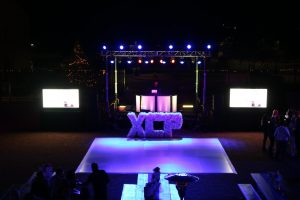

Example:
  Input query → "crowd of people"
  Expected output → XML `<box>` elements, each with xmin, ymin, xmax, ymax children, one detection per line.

<box><xmin>261</xmin><ymin>108</ymin><xmax>300</xmax><ymax>160</ymax></box>
<box><xmin>24</xmin><ymin>162</ymin><xmax>109</xmax><ymax>200</ymax></box>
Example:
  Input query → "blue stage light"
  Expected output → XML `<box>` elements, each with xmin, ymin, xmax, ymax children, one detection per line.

<box><xmin>110</xmin><ymin>60</ymin><xmax>114</xmax><ymax>64</ymax></box>
<box><xmin>138</xmin><ymin>45</ymin><xmax>142</xmax><ymax>50</ymax></box>
<box><xmin>207</xmin><ymin>44</ymin><xmax>211</xmax><ymax>49</ymax></box>
<box><xmin>197</xmin><ymin>61</ymin><xmax>202</xmax><ymax>64</ymax></box>
<box><xmin>119</xmin><ymin>45</ymin><xmax>124</xmax><ymax>50</ymax></box>
<box><xmin>180</xmin><ymin>60</ymin><xmax>185</xmax><ymax>64</ymax></box>
<box><xmin>127</xmin><ymin>60</ymin><xmax>132</xmax><ymax>64</ymax></box>
<box><xmin>102</xmin><ymin>45</ymin><xmax>107</xmax><ymax>50</ymax></box>
<box><xmin>187</xmin><ymin>44</ymin><xmax>192</xmax><ymax>50</ymax></box>
<box><xmin>145</xmin><ymin>60</ymin><xmax>149</xmax><ymax>64</ymax></box>
<box><xmin>169</xmin><ymin>45</ymin><xmax>173</xmax><ymax>50</ymax></box>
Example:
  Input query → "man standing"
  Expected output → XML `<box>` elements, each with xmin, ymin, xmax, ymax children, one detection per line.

<box><xmin>274</xmin><ymin>119</ymin><xmax>291</xmax><ymax>160</ymax></box>
<box><xmin>85</xmin><ymin>162</ymin><xmax>110</xmax><ymax>200</ymax></box>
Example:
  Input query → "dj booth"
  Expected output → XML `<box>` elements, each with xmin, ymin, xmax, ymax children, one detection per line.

<box><xmin>135</xmin><ymin>95</ymin><xmax>177</xmax><ymax>112</ymax></box>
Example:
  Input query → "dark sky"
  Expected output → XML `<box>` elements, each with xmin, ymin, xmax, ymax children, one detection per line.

<box><xmin>2</xmin><ymin>0</ymin><xmax>300</xmax><ymax>54</ymax></box>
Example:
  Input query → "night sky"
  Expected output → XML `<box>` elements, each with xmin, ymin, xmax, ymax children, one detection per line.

<box><xmin>2</xmin><ymin>0</ymin><xmax>300</xmax><ymax>55</ymax></box>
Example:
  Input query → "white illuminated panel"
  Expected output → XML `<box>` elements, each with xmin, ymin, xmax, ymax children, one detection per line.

<box><xmin>157</xmin><ymin>96</ymin><xmax>170</xmax><ymax>112</ymax></box>
<box><xmin>42</xmin><ymin>89</ymin><xmax>79</xmax><ymax>108</ymax></box>
<box><xmin>141</xmin><ymin>96</ymin><xmax>155</xmax><ymax>112</ymax></box>
<box><xmin>229</xmin><ymin>88</ymin><xmax>267</xmax><ymax>108</ymax></box>
<box><xmin>172</xmin><ymin>95</ymin><xmax>177</xmax><ymax>112</ymax></box>
<box><xmin>136</xmin><ymin>95</ymin><xmax>141</xmax><ymax>112</ymax></box>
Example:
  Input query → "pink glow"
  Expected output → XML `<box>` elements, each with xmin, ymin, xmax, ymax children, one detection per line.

<box><xmin>151</xmin><ymin>89</ymin><xmax>158</xmax><ymax>94</ymax></box>
<box><xmin>172</xmin><ymin>95</ymin><xmax>177</xmax><ymax>112</ymax></box>
<box><xmin>141</xmin><ymin>96</ymin><xmax>155</xmax><ymax>111</ymax></box>
<box><xmin>157</xmin><ymin>96</ymin><xmax>171</xmax><ymax>112</ymax></box>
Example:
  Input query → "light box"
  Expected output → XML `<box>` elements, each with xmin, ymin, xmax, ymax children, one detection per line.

<box><xmin>42</xmin><ymin>89</ymin><xmax>79</xmax><ymax>108</ymax></box>
<box><xmin>229</xmin><ymin>88</ymin><xmax>267</xmax><ymax>108</ymax></box>
<box><xmin>136</xmin><ymin>95</ymin><xmax>177</xmax><ymax>112</ymax></box>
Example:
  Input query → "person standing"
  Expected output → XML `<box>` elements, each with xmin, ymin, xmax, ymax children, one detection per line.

<box><xmin>268</xmin><ymin>109</ymin><xmax>280</xmax><ymax>157</ymax></box>
<box><xmin>176</xmin><ymin>181</ymin><xmax>188</xmax><ymax>200</ymax></box>
<box><xmin>261</xmin><ymin>111</ymin><xmax>270</xmax><ymax>151</ymax></box>
<box><xmin>85</xmin><ymin>162</ymin><xmax>110</xmax><ymax>200</ymax></box>
<box><xmin>151</xmin><ymin>167</ymin><xmax>160</xmax><ymax>183</ymax></box>
<box><xmin>274</xmin><ymin>119</ymin><xmax>291</xmax><ymax>160</ymax></box>
<box><xmin>295</xmin><ymin>110</ymin><xmax>300</xmax><ymax>159</ymax></box>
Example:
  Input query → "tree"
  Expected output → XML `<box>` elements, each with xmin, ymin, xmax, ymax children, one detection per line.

<box><xmin>66</xmin><ymin>41</ymin><xmax>98</xmax><ymax>87</ymax></box>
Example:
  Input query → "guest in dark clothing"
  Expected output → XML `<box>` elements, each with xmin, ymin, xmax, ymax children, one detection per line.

<box><xmin>295</xmin><ymin>110</ymin><xmax>300</xmax><ymax>158</ymax></box>
<box><xmin>268</xmin><ymin>109</ymin><xmax>280</xmax><ymax>157</ymax></box>
<box><xmin>50</xmin><ymin>168</ymin><xmax>69</xmax><ymax>200</ymax></box>
<box><xmin>85</xmin><ymin>162</ymin><xmax>110</xmax><ymax>200</ymax></box>
<box><xmin>274</xmin><ymin>119</ymin><xmax>290</xmax><ymax>160</ymax></box>
<box><xmin>176</xmin><ymin>181</ymin><xmax>188</xmax><ymax>200</ymax></box>
<box><xmin>30</xmin><ymin>171</ymin><xmax>50</xmax><ymax>200</ymax></box>
<box><xmin>65</xmin><ymin>170</ymin><xmax>78</xmax><ymax>199</ymax></box>
<box><xmin>261</xmin><ymin>111</ymin><xmax>270</xmax><ymax>151</ymax></box>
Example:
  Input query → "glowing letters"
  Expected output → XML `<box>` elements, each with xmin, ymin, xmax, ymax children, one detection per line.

<box><xmin>127</xmin><ymin>112</ymin><xmax>183</xmax><ymax>138</ymax></box>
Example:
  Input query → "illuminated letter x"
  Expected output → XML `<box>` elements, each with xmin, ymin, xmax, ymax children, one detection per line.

<box><xmin>127</xmin><ymin>112</ymin><xmax>146</xmax><ymax>138</ymax></box>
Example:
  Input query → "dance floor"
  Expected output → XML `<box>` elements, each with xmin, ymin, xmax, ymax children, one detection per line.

<box><xmin>75</xmin><ymin>138</ymin><xmax>236</xmax><ymax>174</ymax></box>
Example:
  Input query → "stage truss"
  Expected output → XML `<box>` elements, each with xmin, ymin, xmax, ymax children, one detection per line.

<box><xmin>99</xmin><ymin>50</ymin><xmax>211</xmax><ymax>114</ymax></box>
<box><xmin>101</xmin><ymin>50</ymin><xmax>210</xmax><ymax>58</ymax></box>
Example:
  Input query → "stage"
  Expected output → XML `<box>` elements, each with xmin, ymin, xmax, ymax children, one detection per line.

<box><xmin>75</xmin><ymin>138</ymin><xmax>236</xmax><ymax>174</ymax></box>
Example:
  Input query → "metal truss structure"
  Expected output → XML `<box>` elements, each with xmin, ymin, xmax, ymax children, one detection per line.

<box><xmin>100</xmin><ymin>51</ymin><xmax>211</xmax><ymax>58</ymax></box>
<box><xmin>100</xmin><ymin>50</ymin><xmax>211</xmax><ymax>115</ymax></box>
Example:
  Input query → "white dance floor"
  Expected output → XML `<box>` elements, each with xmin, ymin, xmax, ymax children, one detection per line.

<box><xmin>75</xmin><ymin>138</ymin><xmax>236</xmax><ymax>174</ymax></box>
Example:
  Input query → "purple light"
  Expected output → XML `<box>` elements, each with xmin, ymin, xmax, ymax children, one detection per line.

<box><xmin>119</xmin><ymin>45</ymin><xmax>124</xmax><ymax>50</ymax></box>
<box><xmin>138</xmin><ymin>45</ymin><xmax>142</xmax><ymax>50</ymax></box>
<box><xmin>207</xmin><ymin>44</ymin><xmax>211</xmax><ymax>49</ymax></box>
<box><xmin>187</xmin><ymin>44</ymin><xmax>192</xmax><ymax>50</ymax></box>
<box><xmin>75</xmin><ymin>138</ymin><xmax>237</xmax><ymax>173</ymax></box>
<box><xmin>169</xmin><ymin>45</ymin><xmax>173</xmax><ymax>50</ymax></box>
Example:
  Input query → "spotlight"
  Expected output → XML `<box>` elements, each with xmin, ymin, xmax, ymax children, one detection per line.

<box><xmin>138</xmin><ymin>58</ymin><xmax>142</xmax><ymax>64</ymax></box>
<box><xmin>168</xmin><ymin>45</ymin><xmax>173</xmax><ymax>50</ymax></box>
<box><xmin>207</xmin><ymin>44</ymin><xmax>211</xmax><ymax>49</ymax></box>
<box><xmin>171</xmin><ymin>58</ymin><xmax>175</xmax><ymax>64</ymax></box>
<box><xmin>145</xmin><ymin>60</ymin><xmax>149</xmax><ymax>64</ymax></box>
<box><xmin>102</xmin><ymin>45</ymin><xmax>107</xmax><ymax>50</ymax></box>
<box><xmin>110</xmin><ymin>60</ymin><xmax>114</xmax><ymax>64</ymax></box>
<box><xmin>119</xmin><ymin>45</ymin><xmax>124</xmax><ymax>50</ymax></box>
<box><xmin>186</xmin><ymin>44</ymin><xmax>192</xmax><ymax>50</ymax></box>
<box><xmin>197</xmin><ymin>61</ymin><xmax>202</xmax><ymax>64</ymax></box>
<box><xmin>150</xmin><ymin>59</ymin><xmax>154</xmax><ymax>64</ymax></box>
<box><xmin>180</xmin><ymin>60</ymin><xmax>185</xmax><ymax>64</ymax></box>
<box><xmin>160</xmin><ymin>59</ymin><xmax>164</xmax><ymax>64</ymax></box>
<box><xmin>127</xmin><ymin>60</ymin><xmax>132</xmax><ymax>64</ymax></box>
<box><xmin>138</xmin><ymin>45</ymin><xmax>142</xmax><ymax>50</ymax></box>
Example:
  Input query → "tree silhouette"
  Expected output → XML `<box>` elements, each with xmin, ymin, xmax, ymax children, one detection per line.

<box><xmin>66</xmin><ymin>41</ymin><xmax>98</xmax><ymax>87</ymax></box>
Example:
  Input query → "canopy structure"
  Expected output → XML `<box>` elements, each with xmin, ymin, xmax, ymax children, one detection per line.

<box><xmin>100</xmin><ymin>50</ymin><xmax>211</xmax><ymax>114</ymax></box>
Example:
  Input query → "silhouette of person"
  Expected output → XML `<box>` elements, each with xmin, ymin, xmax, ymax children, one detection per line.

<box><xmin>268</xmin><ymin>109</ymin><xmax>280</xmax><ymax>157</ymax></box>
<box><xmin>30</xmin><ymin>171</ymin><xmax>50</xmax><ymax>200</ymax></box>
<box><xmin>85</xmin><ymin>162</ymin><xmax>110</xmax><ymax>200</ymax></box>
<box><xmin>151</xmin><ymin>167</ymin><xmax>160</xmax><ymax>183</ymax></box>
<box><xmin>261</xmin><ymin>111</ymin><xmax>270</xmax><ymax>151</ymax></box>
<box><xmin>176</xmin><ymin>181</ymin><xmax>188</xmax><ymax>200</ymax></box>
<box><xmin>274</xmin><ymin>118</ymin><xmax>290</xmax><ymax>160</ymax></box>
